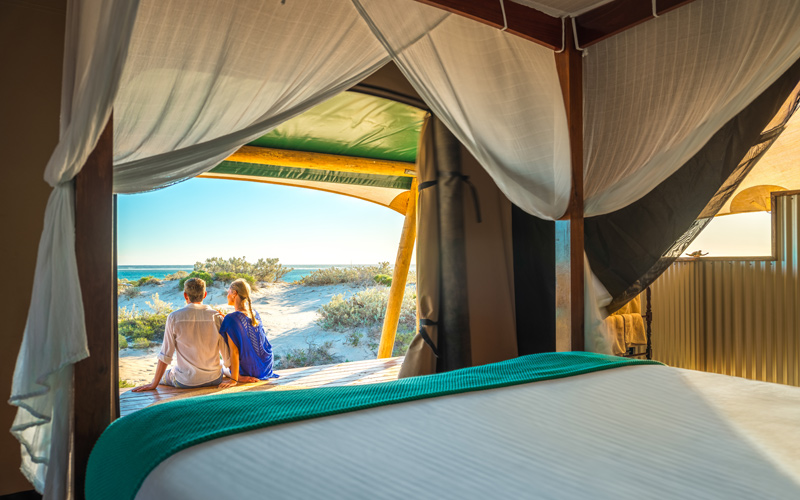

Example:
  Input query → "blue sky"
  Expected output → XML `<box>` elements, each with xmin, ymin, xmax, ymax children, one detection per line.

<box><xmin>118</xmin><ymin>176</ymin><xmax>772</xmax><ymax>265</ymax></box>
<box><xmin>117</xmin><ymin>178</ymin><xmax>408</xmax><ymax>265</ymax></box>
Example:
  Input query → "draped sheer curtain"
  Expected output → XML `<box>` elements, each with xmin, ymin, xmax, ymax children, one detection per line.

<box><xmin>9</xmin><ymin>1</ymin><xmax>139</xmax><ymax>496</ymax></box>
<box><xmin>584</xmin><ymin>0</ymin><xmax>800</xmax><ymax>216</ymax></box>
<box><xmin>113</xmin><ymin>0</ymin><xmax>392</xmax><ymax>193</ymax></box>
<box><xmin>353</xmin><ymin>0</ymin><xmax>571</xmax><ymax>221</ymax></box>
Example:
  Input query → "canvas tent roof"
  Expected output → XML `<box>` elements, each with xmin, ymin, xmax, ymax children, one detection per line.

<box><xmin>200</xmin><ymin>89</ymin><xmax>425</xmax><ymax>213</ymax></box>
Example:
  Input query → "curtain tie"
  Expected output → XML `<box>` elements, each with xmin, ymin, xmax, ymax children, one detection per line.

<box><xmin>417</xmin><ymin>174</ymin><xmax>482</xmax><ymax>223</ymax></box>
<box><xmin>418</xmin><ymin>318</ymin><xmax>439</xmax><ymax>358</ymax></box>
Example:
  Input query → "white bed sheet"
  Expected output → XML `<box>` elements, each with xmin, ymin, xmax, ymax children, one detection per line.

<box><xmin>136</xmin><ymin>365</ymin><xmax>800</xmax><ymax>499</ymax></box>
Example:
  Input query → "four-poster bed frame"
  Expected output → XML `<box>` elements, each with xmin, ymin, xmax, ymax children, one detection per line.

<box><xmin>71</xmin><ymin>0</ymin><xmax>702</xmax><ymax>495</ymax></box>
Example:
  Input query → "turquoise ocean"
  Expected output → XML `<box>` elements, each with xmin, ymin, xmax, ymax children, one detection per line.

<box><xmin>117</xmin><ymin>264</ymin><xmax>386</xmax><ymax>283</ymax></box>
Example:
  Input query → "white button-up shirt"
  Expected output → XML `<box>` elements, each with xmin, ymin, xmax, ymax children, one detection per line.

<box><xmin>158</xmin><ymin>302</ymin><xmax>230</xmax><ymax>387</ymax></box>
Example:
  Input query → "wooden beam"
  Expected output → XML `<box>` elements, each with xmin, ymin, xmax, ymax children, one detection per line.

<box><xmin>73</xmin><ymin>112</ymin><xmax>116</xmax><ymax>498</ymax></box>
<box><xmin>226</xmin><ymin>146</ymin><xmax>415</xmax><ymax>177</ymax></box>
<box><xmin>414</xmin><ymin>0</ymin><xmax>563</xmax><ymax>50</ymax></box>
<box><xmin>377</xmin><ymin>179</ymin><xmax>418</xmax><ymax>358</ymax></box>
<box><xmin>575</xmin><ymin>0</ymin><xmax>697</xmax><ymax>48</ymax></box>
<box><xmin>554</xmin><ymin>21</ymin><xmax>585</xmax><ymax>351</ymax></box>
<box><xmin>416</xmin><ymin>0</ymin><xmax>698</xmax><ymax>51</ymax></box>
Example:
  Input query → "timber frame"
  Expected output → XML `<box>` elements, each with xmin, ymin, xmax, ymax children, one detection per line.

<box><xmin>414</xmin><ymin>0</ymin><xmax>697</xmax><ymax>49</ymax></box>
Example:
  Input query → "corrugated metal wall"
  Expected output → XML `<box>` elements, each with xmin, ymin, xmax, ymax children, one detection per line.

<box><xmin>651</xmin><ymin>193</ymin><xmax>800</xmax><ymax>386</ymax></box>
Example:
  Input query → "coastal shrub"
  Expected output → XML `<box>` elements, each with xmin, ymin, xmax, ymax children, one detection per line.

<box><xmin>178</xmin><ymin>271</ymin><xmax>214</xmax><ymax>289</ymax></box>
<box><xmin>317</xmin><ymin>286</ymin><xmax>416</xmax><ymax>332</ymax></box>
<box><xmin>213</xmin><ymin>271</ymin><xmax>257</xmax><ymax>289</ymax></box>
<box><xmin>118</xmin><ymin>379</ymin><xmax>135</xmax><ymax>389</ymax></box>
<box><xmin>296</xmin><ymin>262</ymin><xmax>393</xmax><ymax>287</ymax></box>
<box><xmin>117</xmin><ymin>279</ymin><xmax>131</xmax><ymax>295</ymax></box>
<box><xmin>344</xmin><ymin>331</ymin><xmax>364</xmax><ymax>347</ymax></box>
<box><xmin>373</xmin><ymin>274</ymin><xmax>392</xmax><ymax>286</ymax></box>
<box><xmin>278</xmin><ymin>341</ymin><xmax>341</xmax><ymax>369</ymax></box>
<box><xmin>195</xmin><ymin>256</ymin><xmax>292</xmax><ymax>282</ymax></box>
<box><xmin>120</xmin><ymin>286</ymin><xmax>142</xmax><ymax>299</ymax></box>
<box><xmin>118</xmin><ymin>294</ymin><xmax>174</xmax><ymax>346</ymax></box>
<box><xmin>392</xmin><ymin>331</ymin><xmax>416</xmax><ymax>357</ymax></box>
<box><xmin>163</xmin><ymin>270</ymin><xmax>189</xmax><ymax>281</ymax></box>
<box><xmin>131</xmin><ymin>337</ymin><xmax>151</xmax><ymax>349</ymax></box>
<box><xmin>118</xmin><ymin>334</ymin><xmax>128</xmax><ymax>350</ymax></box>
<box><xmin>136</xmin><ymin>275</ymin><xmax>161</xmax><ymax>287</ymax></box>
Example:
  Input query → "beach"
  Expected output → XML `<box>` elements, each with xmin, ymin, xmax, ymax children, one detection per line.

<box><xmin>118</xmin><ymin>280</ymin><xmax>396</xmax><ymax>386</ymax></box>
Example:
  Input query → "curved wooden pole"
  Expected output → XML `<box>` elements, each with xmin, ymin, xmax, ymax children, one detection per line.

<box><xmin>227</xmin><ymin>146</ymin><xmax>415</xmax><ymax>177</ymax></box>
<box><xmin>377</xmin><ymin>179</ymin><xmax>418</xmax><ymax>358</ymax></box>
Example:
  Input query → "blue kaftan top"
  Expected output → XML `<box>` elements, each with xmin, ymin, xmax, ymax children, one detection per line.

<box><xmin>219</xmin><ymin>311</ymin><xmax>279</xmax><ymax>380</ymax></box>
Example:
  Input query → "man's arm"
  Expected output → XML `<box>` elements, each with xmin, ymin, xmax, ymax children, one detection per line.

<box><xmin>132</xmin><ymin>359</ymin><xmax>168</xmax><ymax>392</ymax></box>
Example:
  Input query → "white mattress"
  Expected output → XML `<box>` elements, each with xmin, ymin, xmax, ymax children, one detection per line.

<box><xmin>136</xmin><ymin>365</ymin><xmax>800</xmax><ymax>499</ymax></box>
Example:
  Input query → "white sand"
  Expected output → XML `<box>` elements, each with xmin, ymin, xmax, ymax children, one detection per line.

<box><xmin>118</xmin><ymin>281</ymin><xmax>380</xmax><ymax>384</ymax></box>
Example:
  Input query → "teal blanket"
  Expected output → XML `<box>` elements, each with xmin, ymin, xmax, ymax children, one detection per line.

<box><xmin>86</xmin><ymin>352</ymin><xmax>661</xmax><ymax>499</ymax></box>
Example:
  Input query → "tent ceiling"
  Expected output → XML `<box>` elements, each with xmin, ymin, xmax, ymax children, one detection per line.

<box><xmin>246</xmin><ymin>90</ymin><xmax>427</xmax><ymax>163</ymax></box>
<box><xmin>210</xmin><ymin>89</ymin><xmax>423</xmax><ymax>213</ymax></box>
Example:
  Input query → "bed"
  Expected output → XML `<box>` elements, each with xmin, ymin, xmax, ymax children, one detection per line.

<box><xmin>87</xmin><ymin>353</ymin><xmax>800</xmax><ymax>499</ymax></box>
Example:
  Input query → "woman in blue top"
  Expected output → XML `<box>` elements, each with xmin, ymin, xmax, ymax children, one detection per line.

<box><xmin>219</xmin><ymin>278</ymin><xmax>279</xmax><ymax>384</ymax></box>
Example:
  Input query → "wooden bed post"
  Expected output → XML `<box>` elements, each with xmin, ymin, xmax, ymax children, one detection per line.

<box><xmin>73</xmin><ymin>112</ymin><xmax>116</xmax><ymax>498</ymax></box>
<box><xmin>554</xmin><ymin>22</ymin><xmax>585</xmax><ymax>351</ymax></box>
<box><xmin>378</xmin><ymin>180</ymin><xmax>418</xmax><ymax>358</ymax></box>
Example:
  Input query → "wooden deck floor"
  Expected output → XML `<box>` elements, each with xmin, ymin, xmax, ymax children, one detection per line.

<box><xmin>119</xmin><ymin>356</ymin><xmax>404</xmax><ymax>417</ymax></box>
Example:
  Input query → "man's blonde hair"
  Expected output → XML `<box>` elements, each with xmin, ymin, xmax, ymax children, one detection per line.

<box><xmin>184</xmin><ymin>278</ymin><xmax>206</xmax><ymax>303</ymax></box>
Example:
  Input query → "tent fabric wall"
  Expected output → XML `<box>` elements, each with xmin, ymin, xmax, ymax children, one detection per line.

<box><xmin>401</xmin><ymin>120</ymin><xmax>518</xmax><ymax>377</ymax></box>
<box><xmin>399</xmin><ymin>119</ymin><xmax>438</xmax><ymax>378</ymax></box>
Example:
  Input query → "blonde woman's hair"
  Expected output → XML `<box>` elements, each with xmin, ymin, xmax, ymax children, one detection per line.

<box><xmin>230</xmin><ymin>278</ymin><xmax>258</xmax><ymax>327</ymax></box>
<box><xmin>184</xmin><ymin>278</ymin><xmax>206</xmax><ymax>303</ymax></box>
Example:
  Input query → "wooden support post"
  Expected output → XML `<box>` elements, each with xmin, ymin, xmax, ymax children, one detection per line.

<box><xmin>73</xmin><ymin>113</ymin><xmax>116</xmax><ymax>498</ymax></box>
<box><xmin>435</xmin><ymin>117</ymin><xmax>472</xmax><ymax>370</ymax></box>
<box><xmin>378</xmin><ymin>180</ymin><xmax>418</xmax><ymax>358</ymax></box>
<box><xmin>554</xmin><ymin>22</ymin><xmax>585</xmax><ymax>351</ymax></box>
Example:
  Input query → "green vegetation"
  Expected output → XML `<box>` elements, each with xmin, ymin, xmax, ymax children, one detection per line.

<box><xmin>118</xmin><ymin>334</ymin><xmax>128</xmax><ymax>350</ymax></box>
<box><xmin>178</xmin><ymin>271</ymin><xmax>214</xmax><ymax>289</ymax></box>
<box><xmin>163</xmin><ymin>270</ymin><xmax>189</xmax><ymax>281</ymax></box>
<box><xmin>135</xmin><ymin>275</ymin><xmax>162</xmax><ymax>287</ymax></box>
<box><xmin>119</xmin><ymin>285</ymin><xmax>142</xmax><ymax>298</ymax></box>
<box><xmin>213</xmin><ymin>271</ymin><xmax>257</xmax><ymax>289</ymax></box>
<box><xmin>373</xmin><ymin>274</ymin><xmax>393</xmax><ymax>286</ymax></box>
<box><xmin>118</xmin><ymin>379</ymin><xmax>136</xmax><ymax>388</ymax></box>
<box><xmin>276</xmin><ymin>341</ymin><xmax>341</xmax><ymax>369</ymax></box>
<box><xmin>317</xmin><ymin>286</ymin><xmax>417</xmax><ymax>355</ymax></box>
<box><xmin>318</xmin><ymin>286</ymin><xmax>416</xmax><ymax>331</ymax></box>
<box><xmin>295</xmin><ymin>262</ymin><xmax>393</xmax><ymax>287</ymax></box>
<box><xmin>118</xmin><ymin>294</ymin><xmax>173</xmax><ymax>348</ymax></box>
<box><xmin>195</xmin><ymin>256</ymin><xmax>292</xmax><ymax>282</ymax></box>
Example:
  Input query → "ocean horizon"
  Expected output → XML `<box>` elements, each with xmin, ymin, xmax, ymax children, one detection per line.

<box><xmin>117</xmin><ymin>264</ymin><xmax>414</xmax><ymax>283</ymax></box>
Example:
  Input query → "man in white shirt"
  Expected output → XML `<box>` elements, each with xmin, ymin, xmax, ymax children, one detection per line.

<box><xmin>132</xmin><ymin>278</ymin><xmax>231</xmax><ymax>391</ymax></box>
